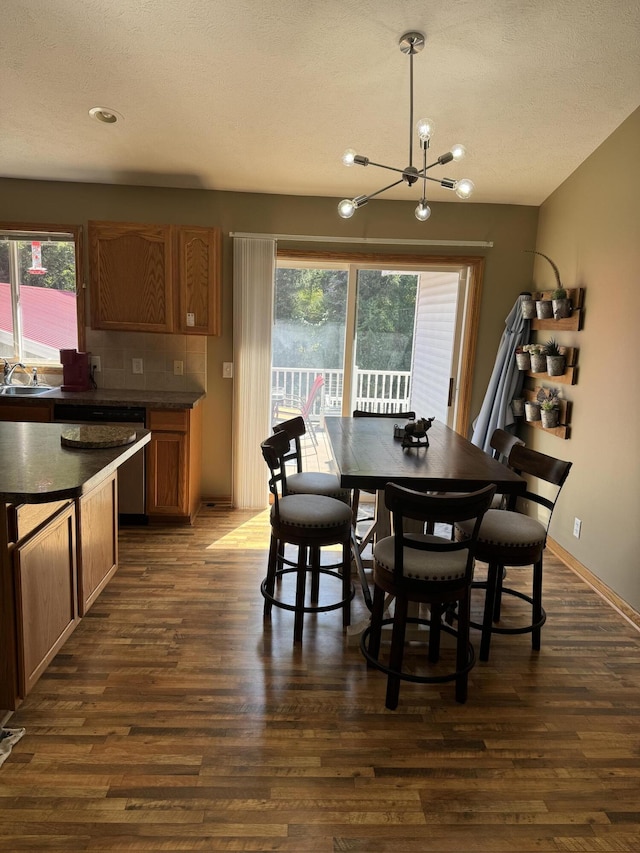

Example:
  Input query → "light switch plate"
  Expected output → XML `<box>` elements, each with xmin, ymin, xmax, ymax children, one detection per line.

<box><xmin>222</xmin><ymin>362</ymin><xmax>233</xmax><ymax>379</ymax></box>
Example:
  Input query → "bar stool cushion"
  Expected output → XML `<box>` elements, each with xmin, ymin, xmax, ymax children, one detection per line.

<box><xmin>457</xmin><ymin>509</ymin><xmax>546</xmax><ymax>550</ymax></box>
<box><xmin>374</xmin><ymin>534</ymin><xmax>469</xmax><ymax>581</ymax></box>
<box><xmin>286</xmin><ymin>472</ymin><xmax>351</xmax><ymax>503</ymax></box>
<box><xmin>274</xmin><ymin>494</ymin><xmax>353</xmax><ymax>530</ymax></box>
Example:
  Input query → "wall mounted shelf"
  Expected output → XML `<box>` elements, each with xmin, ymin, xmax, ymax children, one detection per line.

<box><xmin>530</xmin><ymin>288</ymin><xmax>584</xmax><ymax>331</ymax></box>
<box><xmin>525</xmin><ymin>347</ymin><xmax>578</xmax><ymax>385</ymax></box>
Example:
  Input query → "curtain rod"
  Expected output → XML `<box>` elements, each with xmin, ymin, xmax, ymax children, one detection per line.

<box><xmin>229</xmin><ymin>232</ymin><xmax>493</xmax><ymax>248</ymax></box>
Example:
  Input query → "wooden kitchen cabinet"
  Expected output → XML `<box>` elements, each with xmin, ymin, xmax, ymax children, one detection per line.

<box><xmin>89</xmin><ymin>221</ymin><xmax>174</xmax><ymax>333</ymax></box>
<box><xmin>13</xmin><ymin>500</ymin><xmax>78</xmax><ymax>698</ymax></box>
<box><xmin>76</xmin><ymin>472</ymin><xmax>118</xmax><ymax>616</ymax></box>
<box><xmin>88</xmin><ymin>221</ymin><xmax>221</xmax><ymax>335</ymax></box>
<box><xmin>146</xmin><ymin>405</ymin><xmax>203</xmax><ymax>523</ymax></box>
<box><xmin>175</xmin><ymin>226</ymin><xmax>221</xmax><ymax>335</ymax></box>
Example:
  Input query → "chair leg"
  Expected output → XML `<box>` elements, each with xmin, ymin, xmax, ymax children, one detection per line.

<box><xmin>532</xmin><ymin>556</ymin><xmax>544</xmax><ymax>651</ymax></box>
<box><xmin>263</xmin><ymin>534</ymin><xmax>279</xmax><ymax>619</ymax></box>
<box><xmin>366</xmin><ymin>584</ymin><xmax>386</xmax><ymax>666</ymax></box>
<box><xmin>493</xmin><ymin>561</ymin><xmax>505</xmax><ymax>622</ymax></box>
<box><xmin>428</xmin><ymin>602</ymin><xmax>443</xmax><ymax>663</ymax></box>
<box><xmin>480</xmin><ymin>562</ymin><xmax>500</xmax><ymax>662</ymax></box>
<box><xmin>342</xmin><ymin>540</ymin><xmax>351</xmax><ymax>629</ymax></box>
<box><xmin>386</xmin><ymin>595</ymin><xmax>408</xmax><ymax>711</ymax></box>
<box><xmin>455</xmin><ymin>590</ymin><xmax>471</xmax><ymax>703</ymax></box>
<box><xmin>293</xmin><ymin>546</ymin><xmax>308</xmax><ymax>644</ymax></box>
<box><xmin>310</xmin><ymin>546</ymin><xmax>320</xmax><ymax>604</ymax></box>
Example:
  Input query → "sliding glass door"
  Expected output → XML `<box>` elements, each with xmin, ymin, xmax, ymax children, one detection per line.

<box><xmin>271</xmin><ymin>254</ymin><xmax>479</xmax><ymax>470</ymax></box>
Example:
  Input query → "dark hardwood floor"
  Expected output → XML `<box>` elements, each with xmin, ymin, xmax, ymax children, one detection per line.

<box><xmin>2</xmin><ymin>505</ymin><xmax>639</xmax><ymax>852</ymax></box>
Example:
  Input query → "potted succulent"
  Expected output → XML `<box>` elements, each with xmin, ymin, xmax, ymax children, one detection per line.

<box><xmin>545</xmin><ymin>338</ymin><xmax>566</xmax><ymax>376</ymax></box>
<box><xmin>515</xmin><ymin>346</ymin><xmax>531</xmax><ymax>370</ymax></box>
<box><xmin>525</xmin><ymin>250</ymin><xmax>569</xmax><ymax>319</ymax></box>
<box><xmin>537</xmin><ymin>387</ymin><xmax>561</xmax><ymax>428</ymax></box>
<box><xmin>526</xmin><ymin>343</ymin><xmax>548</xmax><ymax>374</ymax></box>
<box><xmin>552</xmin><ymin>285</ymin><xmax>572</xmax><ymax>319</ymax></box>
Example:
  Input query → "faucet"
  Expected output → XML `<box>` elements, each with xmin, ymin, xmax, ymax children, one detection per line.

<box><xmin>5</xmin><ymin>362</ymin><xmax>27</xmax><ymax>385</ymax></box>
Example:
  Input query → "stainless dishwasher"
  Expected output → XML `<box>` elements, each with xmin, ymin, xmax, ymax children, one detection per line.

<box><xmin>53</xmin><ymin>403</ymin><xmax>147</xmax><ymax>523</ymax></box>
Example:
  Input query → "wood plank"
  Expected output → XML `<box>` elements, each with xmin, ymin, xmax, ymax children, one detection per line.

<box><xmin>1</xmin><ymin>505</ymin><xmax>639</xmax><ymax>851</ymax></box>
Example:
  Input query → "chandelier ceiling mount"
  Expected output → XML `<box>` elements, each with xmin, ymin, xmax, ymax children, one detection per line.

<box><xmin>338</xmin><ymin>30</ymin><xmax>475</xmax><ymax>222</ymax></box>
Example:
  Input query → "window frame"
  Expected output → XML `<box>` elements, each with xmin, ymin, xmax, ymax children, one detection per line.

<box><xmin>0</xmin><ymin>222</ymin><xmax>85</xmax><ymax>368</ymax></box>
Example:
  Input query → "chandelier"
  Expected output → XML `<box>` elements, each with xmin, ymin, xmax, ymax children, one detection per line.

<box><xmin>338</xmin><ymin>31</ymin><xmax>475</xmax><ymax>222</ymax></box>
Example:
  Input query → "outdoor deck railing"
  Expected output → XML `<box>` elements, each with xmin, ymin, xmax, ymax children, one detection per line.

<box><xmin>272</xmin><ymin>366</ymin><xmax>411</xmax><ymax>418</ymax></box>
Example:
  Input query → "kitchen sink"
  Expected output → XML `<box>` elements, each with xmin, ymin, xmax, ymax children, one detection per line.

<box><xmin>0</xmin><ymin>385</ymin><xmax>53</xmax><ymax>396</ymax></box>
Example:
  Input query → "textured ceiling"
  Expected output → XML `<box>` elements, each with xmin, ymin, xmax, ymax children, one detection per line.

<box><xmin>2</xmin><ymin>0</ymin><xmax>639</xmax><ymax>206</ymax></box>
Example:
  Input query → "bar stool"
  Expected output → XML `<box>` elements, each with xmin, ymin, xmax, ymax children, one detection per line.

<box><xmin>361</xmin><ymin>483</ymin><xmax>496</xmax><ymax>708</ymax></box>
<box><xmin>456</xmin><ymin>444</ymin><xmax>572</xmax><ymax>660</ymax></box>
<box><xmin>260</xmin><ymin>430</ymin><xmax>354</xmax><ymax>644</ymax></box>
<box><xmin>273</xmin><ymin>416</ymin><xmax>350</xmax><ymax>503</ymax></box>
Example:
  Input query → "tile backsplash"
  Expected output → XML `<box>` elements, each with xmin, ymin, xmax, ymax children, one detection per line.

<box><xmin>84</xmin><ymin>329</ymin><xmax>207</xmax><ymax>392</ymax></box>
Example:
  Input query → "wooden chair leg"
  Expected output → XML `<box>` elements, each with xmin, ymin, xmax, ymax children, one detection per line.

<box><xmin>293</xmin><ymin>547</ymin><xmax>308</xmax><ymax>644</ymax></box>
<box><xmin>386</xmin><ymin>595</ymin><xmax>408</xmax><ymax>711</ymax></box>
<box><xmin>480</xmin><ymin>562</ymin><xmax>500</xmax><ymax>662</ymax></box>
<box><xmin>366</xmin><ymin>584</ymin><xmax>386</xmax><ymax>666</ymax></box>
<box><xmin>493</xmin><ymin>562</ymin><xmax>505</xmax><ymax>621</ymax></box>
<box><xmin>428</xmin><ymin>602</ymin><xmax>443</xmax><ymax>663</ymax></box>
<box><xmin>263</xmin><ymin>534</ymin><xmax>279</xmax><ymax>619</ymax></box>
<box><xmin>455</xmin><ymin>590</ymin><xmax>471</xmax><ymax>703</ymax></box>
<box><xmin>532</xmin><ymin>557</ymin><xmax>544</xmax><ymax>651</ymax></box>
<box><xmin>342</xmin><ymin>540</ymin><xmax>351</xmax><ymax>629</ymax></box>
<box><xmin>310</xmin><ymin>546</ymin><xmax>320</xmax><ymax>604</ymax></box>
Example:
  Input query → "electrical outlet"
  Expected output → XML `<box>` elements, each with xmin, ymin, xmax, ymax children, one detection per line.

<box><xmin>174</xmin><ymin>360</ymin><xmax>184</xmax><ymax>376</ymax></box>
<box><xmin>222</xmin><ymin>362</ymin><xmax>233</xmax><ymax>379</ymax></box>
<box><xmin>132</xmin><ymin>358</ymin><xmax>143</xmax><ymax>375</ymax></box>
<box><xmin>90</xmin><ymin>355</ymin><xmax>101</xmax><ymax>373</ymax></box>
<box><xmin>573</xmin><ymin>517</ymin><xmax>582</xmax><ymax>538</ymax></box>
<box><xmin>186</xmin><ymin>312</ymin><xmax>195</xmax><ymax>327</ymax></box>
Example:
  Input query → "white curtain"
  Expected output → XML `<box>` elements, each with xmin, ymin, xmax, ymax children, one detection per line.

<box><xmin>232</xmin><ymin>237</ymin><xmax>276</xmax><ymax>508</ymax></box>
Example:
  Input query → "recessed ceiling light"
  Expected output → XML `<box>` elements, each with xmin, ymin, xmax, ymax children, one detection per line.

<box><xmin>89</xmin><ymin>107</ymin><xmax>122</xmax><ymax>124</ymax></box>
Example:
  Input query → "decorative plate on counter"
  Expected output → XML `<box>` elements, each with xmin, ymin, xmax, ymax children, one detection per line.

<box><xmin>60</xmin><ymin>425</ymin><xmax>137</xmax><ymax>449</ymax></box>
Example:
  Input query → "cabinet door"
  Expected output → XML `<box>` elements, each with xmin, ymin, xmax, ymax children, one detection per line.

<box><xmin>146</xmin><ymin>409</ymin><xmax>189</xmax><ymax>518</ymax></box>
<box><xmin>14</xmin><ymin>502</ymin><xmax>78</xmax><ymax>698</ymax></box>
<box><xmin>77</xmin><ymin>473</ymin><xmax>118</xmax><ymax>616</ymax></box>
<box><xmin>175</xmin><ymin>226</ymin><xmax>221</xmax><ymax>335</ymax></box>
<box><xmin>89</xmin><ymin>221</ymin><xmax>173</xmax><ymax>332</ymax></box>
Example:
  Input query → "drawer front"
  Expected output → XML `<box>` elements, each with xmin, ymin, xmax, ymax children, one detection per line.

<box><xmin>9</xmin><ymin>500</ymin><xmax>72</xmax><ymax>543</ymax></box>
<box><xmin>147</xmin><ymin>408</ymin><xmax>188</xmax><ymax>432</ymax></box>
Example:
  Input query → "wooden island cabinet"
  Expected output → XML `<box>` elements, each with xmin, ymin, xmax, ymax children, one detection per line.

<box><xmin>89</xmin><ymin>220</ymin><xmax>221</xmax><ymax>335</ymax></box>
<box><xmin>0</xmin><ymin>422</ymin><xmax>150</xmax><ymax>711</ymax></box>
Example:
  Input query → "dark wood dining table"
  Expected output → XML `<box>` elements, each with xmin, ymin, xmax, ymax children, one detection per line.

<box><xmin>325</xmin><ymin>416</ymin><xmax>526</xmax><ymax>611</ymax></box>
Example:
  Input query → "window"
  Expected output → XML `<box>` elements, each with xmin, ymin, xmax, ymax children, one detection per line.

<box><xmin>0</xmin><ymin>225</ymin><xmax>84</xmax><ymax>366</ymax></box>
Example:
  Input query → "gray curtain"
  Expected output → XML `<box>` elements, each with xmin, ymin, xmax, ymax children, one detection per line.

<box><xmin>470</xmin><ymin>294</ymin><xmax>531</xmax><ymax>453</ymax></box>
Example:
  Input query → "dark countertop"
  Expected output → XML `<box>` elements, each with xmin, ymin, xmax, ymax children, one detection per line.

<box><xmin>0</xmin><ymin>387</ymin><xmax>205</xmax><ymax>409</ymax></box>
<box><xmin>0</xmin><ymin>421</ymin><xmax>151</xmax><ymax>503</ymax></box>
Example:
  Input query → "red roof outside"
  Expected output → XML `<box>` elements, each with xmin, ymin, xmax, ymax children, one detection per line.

<box><xmin>0</xmin><ymin>282</ymin><xmax>78</xmax><ymax>354</ymax></box>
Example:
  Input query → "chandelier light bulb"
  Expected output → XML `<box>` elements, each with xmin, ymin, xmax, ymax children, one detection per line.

<box><xmin>342</xmin><ymin>148</ymin><xmax>357</xmax><ymax>167</ymax></box>
<box><xmin>338</xmin><ymin>199</ymin><xmax>356</xmax><ymax>218</ymax></box>
<box><xmin>416</xmin><ymin>118</ymin><xmax>435</xmax><ymax>141</ymax></box>
<box><xmin>455</xmin><ymin>178</ymin><xmax>475</xmax><ymax>199</ymax></box>
<box><xmin>450</xmin><ymin>144</ymin><xmax>466</xmax><ymax>161</ymax></box>
<box><xmin>415</xmin><ymin>201</ymin><xmax>432</xmax><ymax>221</ymax></box>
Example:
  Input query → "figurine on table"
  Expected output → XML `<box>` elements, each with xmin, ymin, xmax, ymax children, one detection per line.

<box><xmin>402</xmin><ymin>417</ymin><xmax>435</xmax><ymax>449</ymax></box>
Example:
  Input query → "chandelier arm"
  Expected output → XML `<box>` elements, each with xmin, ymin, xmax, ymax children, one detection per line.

<box><xmin>361</xmin><ymin>160</ymin><xmax>414</xmax><ymax>176</ymax></box>
<box><xmin>359</xmin><ymin>177</ymin><xmax>407</xmax><ymax>203</ymax></box>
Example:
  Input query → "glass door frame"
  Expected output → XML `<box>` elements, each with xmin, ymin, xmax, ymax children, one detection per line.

<box><xmin>276</xmin><ymin>249</ymin><xmax>485</xmax><ymax>436</ymax></box>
